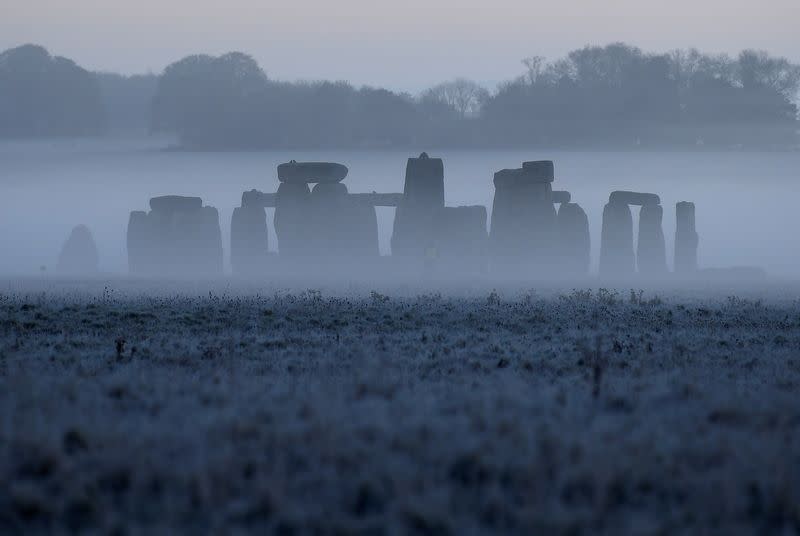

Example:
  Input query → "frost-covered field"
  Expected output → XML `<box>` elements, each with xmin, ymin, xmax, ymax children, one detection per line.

<box><xmin>1</xmin><ymin>279</ymin><xmax>800</xmax><ymax>534</ymax></box>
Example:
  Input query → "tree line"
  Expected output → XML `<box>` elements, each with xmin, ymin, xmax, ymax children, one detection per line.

<box><xmin>1</xmin><ymin>43</ymin><xmax>798</xmax><ymax>148</ymax></box>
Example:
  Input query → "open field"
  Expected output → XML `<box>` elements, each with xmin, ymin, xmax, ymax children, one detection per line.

<box><xmin>1</xmin><ymin>279</ymin><xmax>799</xmax><ymax>534</ymax></box>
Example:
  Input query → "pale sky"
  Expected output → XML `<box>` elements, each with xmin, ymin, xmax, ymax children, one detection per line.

<box><xmin>2</xmin><ymin>0</ymin><xmax>799</xmax><ymax>92</ymax></box>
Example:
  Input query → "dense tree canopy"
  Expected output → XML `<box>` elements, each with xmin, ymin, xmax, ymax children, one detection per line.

<box><xmin>1</xmin><ymin>43</ymin><xmax>798</xmax><ymax>148</ymax></box>
<box><xmin>0</xmin><ymin>44</ymin><xmax>105</xmax><ymax>138</ymax></box>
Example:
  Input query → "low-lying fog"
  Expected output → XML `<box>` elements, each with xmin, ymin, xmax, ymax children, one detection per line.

<box><xmin>1</xmin><ymin>139</ymin><xmax>798</xmax><ymax>278</ymax></box>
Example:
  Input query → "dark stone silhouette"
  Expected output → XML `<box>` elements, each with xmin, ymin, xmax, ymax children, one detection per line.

<box><xmin>432</xmin><ymin>206</ymin><xmax>489</xmax><ymax>274</ymax></box>
<box><xmin>391</xmin><ymin>153</ymin><xmax>445</xmax><ymax>257</ymax></box>
<box><xmin>637</xmin><ymin>204</ymin><xmax>668</xmax><ymax>275</ymax></box>
<box><xmin>309</xmin><ymin>182</ymin><xmax>379</xmax><ymax>260</ymax></box>
<box><xmin>609</xmin><ymin>191</ymin><xmax>661</xmax><ymax>206</ymax></box>
<box><xmin>150</xmin><ymin>195</ymin><xmax>203</xmax><ymax>213</ymax></box>
<box><xmin>274</xmin><ymin>182</ymin><xmax>312</xmax><ymax>258</ymax></box>
<box><xmin>127</xmin><ymin>196</ymin><xmax>222</xmax><ymax>276</ymax></box>
<box><xmin>127</xmin><ymin>211</ymin><xmax>151</xmax><ymax>274</ymax></box>
<box><xmin>599</xmin><ymin>201</ymin><xmax>635</xmax><ymax>277</ymax></box>
<box><xmin>675</xmin><ymin>201</ymin><xmax>699</xmax><ymax>273</ymax></box>
<box><xmin>552</xmin><ymin>191</ymin><xmax>571</xmax><ymax>204</ymax></box>
<box><xmin>231</xmin><ymin>161</ymin><xmax>399</xmax><ymax>274</ymax></box>
<box><xmin>601</xmin><ymin>191</ymin><xmax>667</xmax><ymax>278</ymax></box>
<box><xmin>57</xmin><ymin>225</ymin><xmax>99</xmax><ymax>275</ymax></box>
<box><xmin>556</xmin><ymin>203</ymin><xmax>590</xmax><ymax>276</ymax></box>
<box><xmin>278</xmin><ymin>161</ymin><xmax>349</xmax><ymax>184</ymax></box>
<box><xmin>230</xmin><ymin>203</ymin><xmax>269</xmax><ymax>276</ymax></box>
<box><xmin>489</xmin><ymin>162</ymin><xmax>556</xmax><ymax>274</ymax></box>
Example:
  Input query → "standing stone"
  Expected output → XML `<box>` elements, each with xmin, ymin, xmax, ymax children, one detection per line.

<box><xmin>489</xmin><ymin>163</ymin><xmax>556</xmax><ymax>274</ymax></box>
<box><xmin>127</xmin><ymin>196</ymin><xmax>223</xmax><ymax>277</ymax></box>
<box><xmin>230</xmin><ymin>205</ymin><xmax>269</xmax><ymax>276</ymax></box>
<box><xmin>201</xmin><ymin>206</ymin><xmax>224</xmax><ymax>276</ymax></box>
<box><xmin>127</xmin><ymin>211</ymin><xmax>152</xmax><ymax>275</ymax></box>
<box><xmin>433</xmin><ymin>205</ymin><xmax>489</xmax><ymax>274</ymax></box>
<box><xmin>346</xmin><ymin>201</ymin><xmax>380</xmax><ymax>259</ymax></box>
<box><xmin>391</xmin><ymin>152</ymin><xmax>445</xmax><ymax>258</ymax></box>
<box><xmin>675</xmin><ymin>201</ymin><xmax>698</xmax><ymax>273</ymax></box>
<box><xmin>599</xmin><ymin>201</ymin><xmax>635</xmax><ymax>277</ymax></box>
<box><xmin>57</xmin><ymin>225</ymin><xmax>99</xmax><ymax>275</ymax></box>
<box><xmin>637</xmin><ymin>204</ymin><xmax>667</xmax><ymax>276</ymax></box>
<box><xmin>556</xmin><ymin>203</ymin><xmax>590</xmax><ymax>277</ymax></box>
<box><xmin>308</xmin><ymin>182</ymin><xmax>379</xmax><ymax>262</ymax></box>
<box><xmin>274</xmin><ymin>182</ymin><xmax>312</xmax><ymax>258</ymax></box>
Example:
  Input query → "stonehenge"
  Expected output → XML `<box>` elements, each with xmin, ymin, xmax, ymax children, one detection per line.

<box><xmin>432</xmin><ymin>205</ymin><xmax>489</xmax><ymax>274</ymax></box>
<box><xmin>127</xmin><ymin>195</ymin><xmax>222</xmax><ymax>277</ymax></box>
<box><xmin>390</xmin><ymin>152</ymin><xmax>445</xmax><ymax>259</ymax></box>
<box><xmin>637</xmin><ymin>203</ymin><xmax>668</xmax><ymax>275</ymax></box>
<box><xmin>599</xmin><ymin>199</ymin><xmax>635</xmax><ymax>277</ymax></box>
<box><xmin>230</xmin><ymin>194</ymin><xmax>269</xmax><ymax>276</ymax></box>
<box><xmin>490</xmin><ymin>160</ymin><xmax>582</xmax><ymax>276</ymax></box>
<box><xmin>57</xmin><ymin>225</ymin><xmax>99</xmax><ymax>275</ymax></box>
<box><xmin>124</xmin><ymin>154</ymin><xmax>700</xmax><ymax>281</ymax></box>
<box><xmin>556</xmin><ymin>203</ymin><xmax>591</xmax><ymax>276</ymax></box>
<box><xmin>600</xmin><ymin>190</ymin><xmax>667</xmax><ymax>278</ymax></box>
<box><xmin>675</xmin><ymin>201</ymin><xmax>699</xmax><ymax>273</ymax></box>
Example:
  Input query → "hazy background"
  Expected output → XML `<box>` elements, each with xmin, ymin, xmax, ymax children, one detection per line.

<box><xmin>1</xmin><ymin>1</ymin><xmax>799</xmax><ymax>279</ymax></box>
<box><xmin>2</xmin><ymin>140</ymin><xmax>798</xmax><ymax>277</ymax></box>
<box><xmin>2</xmin><ymin>0</ymin><xmax>799</xmax><ymax>91</ymax></box>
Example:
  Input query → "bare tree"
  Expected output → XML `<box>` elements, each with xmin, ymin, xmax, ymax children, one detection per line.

<box><xmin>521</xmin><ymin>56</ymin><xmax>546</xmax><ymax>85</ymax></box>
<box><xmin>420</xmin><ymin>78</ymin><xmax>489</xmax><ymax>118</ymax></box>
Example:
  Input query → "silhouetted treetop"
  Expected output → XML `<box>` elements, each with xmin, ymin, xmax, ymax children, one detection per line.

<box><xmin>1</xmin><ymin>42</ymin><xmax>798</xmax><ymax>148</ymax></box>
<box><xmin>0</xmin><ymin>44</ymin><xmax>105</xmax><ymax>138</ymax></box>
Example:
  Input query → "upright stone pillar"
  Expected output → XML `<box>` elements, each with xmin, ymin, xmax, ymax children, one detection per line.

<box><xmin>432</xmin><ymin>205</ymin><xmax>489</xmax><ymax>275</ymax></box>
<box><xmin>57</xmin><ymin>225</ymin><xmax>99</xmax><ymax>275</ymax></box>
<box><xmin>127</xmin><ymin>210</ymin><xmax>151</xmax><ymax>275</ymax></box>
<box><xmin>675</xmin><ymin>201</ymin><xmax>698</xmax><ymax>273</ymax></box>
<box><xmin>637</xmin><ymin>204</ymin><xmax>667</xmax><ymax>276</ymax></box>
<box><xmin>309</xmin><ymin>182</ymin><xmax>379</xmax><ymax>262</ymax></box>
<box><xmin>556</xmin><ymin>202</ymin><xmax>590</xmax><ymax>277</ymax></box>
<box><xmin>127</xmin><ymin>195</ymin><xmax>223</xmax><ymax>277</ymax></box>
<box><xmin>391</xmin><ymin>152</ymin><xmax>445</xmax><ymax>258</ymax></box>
<box><xmin>599</xmin><ymin>201</ymin><xmax>634</xmax><ymax>277</ymax></box>
<box><xmin>231</xmin><ymin>201</ymin><xmax>269</xmax><ymax>276</ymax></box>
<box><xmin>489</xmin><ymin>161</ymin><xmax>556</xmax><ymax>275</ymax></box>
<box><xmin>274</xmin><ymin>182</ymin><xmax>311</xmax><ymax>259</ymax></box>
